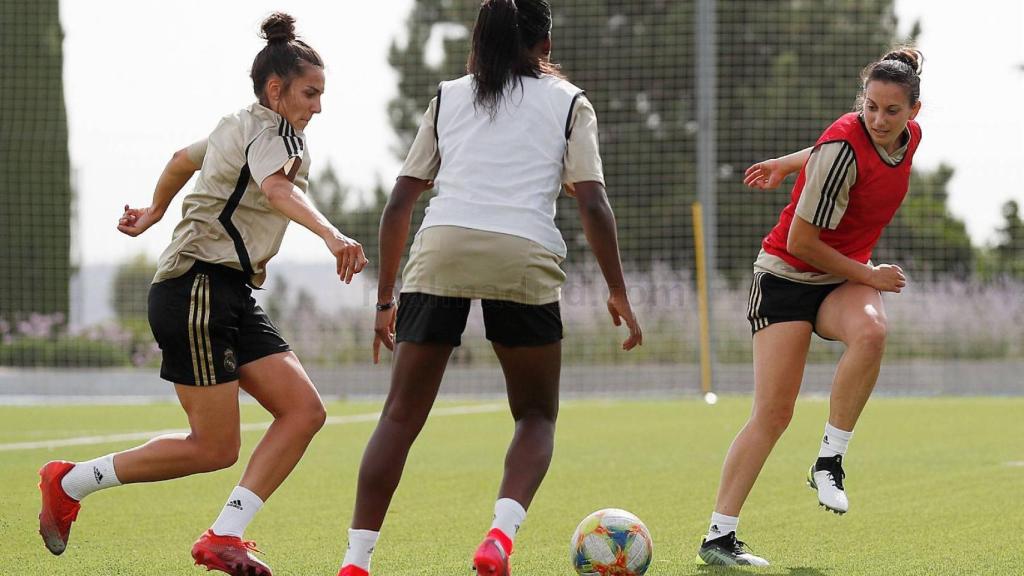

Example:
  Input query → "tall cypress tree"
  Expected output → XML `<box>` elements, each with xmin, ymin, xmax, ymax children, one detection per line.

<box><xmin>0</xmin><ymin>0</ymin><xmax>72</xmax><ymax>321</ymax></box>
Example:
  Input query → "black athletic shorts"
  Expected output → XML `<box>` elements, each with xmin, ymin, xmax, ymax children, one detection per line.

<box><xmin>395</xmin><ymin>292</ymin><xmax>562</xmax><ymax>347</ymax></box>
<box><xmin>747</xmin><ymin>271</ymin><xmax>844</xmax><ymax>335</ymax></box>
<box><xmin>148</xmin><ymin>261</ymin><xmax>290</xmax><ymax>386</ymax></box>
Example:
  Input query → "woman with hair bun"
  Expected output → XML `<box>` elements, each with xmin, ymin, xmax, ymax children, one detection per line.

<box><xmin>335</xmin><ymin>1</ymin><xmax>642</xmax><ymax>575</ymax></box>
<box><xmin>37</xmin><ymin>13</ymin><xmax>366</xmax><ymax>576</ymax></box>
<box><xmin>695</xmin><ymin>48</ymin><xmax>924</xmax><ymax>566</ymax></box>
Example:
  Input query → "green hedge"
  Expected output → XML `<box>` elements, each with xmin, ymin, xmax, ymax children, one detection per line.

<box><xmin>0</xmin><ymin>337</ymin><xmax>129</xmax><ymax>367</ymax></box>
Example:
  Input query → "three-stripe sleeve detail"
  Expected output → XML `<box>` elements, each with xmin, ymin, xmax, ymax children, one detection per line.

<box><xmin>812</xmin><ymin>143</ymin><xmax>854</xmax><ymax>229</ymax></box>
<box><xmin>278</xmin><ymin>118</ymin><xmax>304</xmax><ymax>158</ymax></box>
<box><xmin>188</xmin><ymin>274</ymin><xmax>217</xmax><ymax>386</ymax></box>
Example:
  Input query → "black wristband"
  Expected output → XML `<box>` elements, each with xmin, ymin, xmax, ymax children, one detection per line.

<box><xmin>376</xmin><ymin>298</ymin><xmax>396</xmax><ymax>311</ymax></box>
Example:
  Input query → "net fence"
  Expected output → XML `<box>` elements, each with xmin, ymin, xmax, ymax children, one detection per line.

<box><xmin>2</xmin><ymin>0</ymin><xmax>1022</xmax><ymax>399</ymax></box>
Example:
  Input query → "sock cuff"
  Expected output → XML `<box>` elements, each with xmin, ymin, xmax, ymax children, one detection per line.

<box><xmin>710</xmin><ymin>512</ymin><xmax>739</xmax><ymax>524</ymax></box>
<box><xmin>495</xmin><ymin>497</ymin><xmax>526</xmax><ymax>517</ymax></box>
<box><xmin>824</xmin><ymin>423</ymin><xmax>854</xmax><ymax>439</ymax></box>
<box><xmin>348</xmin><ymin>528</ymin><xmax>380</xmax><ymax>544</ymax></box>
<box><xmin>102</xmin><ymin>454</ymin><xmax>121</xmax><ymax>484</ymax></box>
<box><xmin>234</xmin><ymin>485</ymin><xmax>265</xmax><ymax>507</ymax></box>
<box><xmin>487</xmin><ymin>527</ymin><xmax>514</xmax><ymax>556</ymax></box>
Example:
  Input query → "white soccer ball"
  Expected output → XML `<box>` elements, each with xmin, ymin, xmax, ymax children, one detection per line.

<box><xmin>570</xmin><ymin>508</ymin><xmax>653</xmax><ymax>575</ymax></box>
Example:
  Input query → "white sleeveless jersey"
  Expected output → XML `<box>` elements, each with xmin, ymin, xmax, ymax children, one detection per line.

<box><xmin>420</xmin><ymin>74</ymin><xmax>585</xmax><ymax>258</ymax></box>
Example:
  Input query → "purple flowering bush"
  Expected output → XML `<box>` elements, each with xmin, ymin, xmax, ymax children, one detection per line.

<box><xmin>271</xmin><ymin>269</ymin><xmax>1024</xmax><ymax>367</ymax></box>
<box><xmin>0</xmin><ymin>313</ymin><xmax>160</xmax><ymax>367</ymax></box>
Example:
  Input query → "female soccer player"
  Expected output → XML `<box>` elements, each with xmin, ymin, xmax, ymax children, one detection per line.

<box><xmin>37</xmin><ymin>13</ymin><xmax>367</xmax><ymax>576</ymax></box>
<box><xmin>696</xmin><ymin>48</ymin><xmax>924</xmax><ymax>566</ymax></box>
<box><xmin>335</xmin><ymin>2</ymin><xmax>642</xmax><ymax>575</ymax></box>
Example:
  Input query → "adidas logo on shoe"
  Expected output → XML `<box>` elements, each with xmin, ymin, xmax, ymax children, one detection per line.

<box><xmin>226</xmin><ymin>500</ymin><xmax>244</xmax><ymax>510</ymax></box>
<box><xmin>93</xmin><ymin>467</ymin><xmax>104</xmax><ymax>484</ymax></box>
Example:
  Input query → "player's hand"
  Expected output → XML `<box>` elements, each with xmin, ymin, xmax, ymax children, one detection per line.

<box><xmin>868</xmin><ymin>263</ymin><xmax>906</xmax><ymax>293</ymax></box>
<box><xmin>117</xmin><ymin>204</ymin><xmax>162</xmax><ymax>236</ymax></box>
<box><xmin>372</xmin><ymin>304</ymin><xmax>397</xmax><ymax>364</ymax></box>
<box><xmin>743</xmin><ymin>158</ymin><xmax>788</xmax><ymax>190</ymax></box>
<box><xmin>607</xmin><ymin>290</ymin><xmax>643</xmax><ymax>351</ymax></box>
<box><xmin>325</xmin><ymin>232</ymin><xmax>368</xmax><ymax>284</ymax></box>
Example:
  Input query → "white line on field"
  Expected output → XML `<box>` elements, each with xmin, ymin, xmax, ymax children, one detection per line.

<box><xmin>1006</xmin><ymin>461</ymin><xmax>1024</xmax><ymax>467</ymax></box>
<box><xmin>0</xmin><ymin>403</ymin><xmax>507</xmax><ymax>453</ymax></box>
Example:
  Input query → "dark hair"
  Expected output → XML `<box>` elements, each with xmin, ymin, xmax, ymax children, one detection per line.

<box><xmin>467</xmin><ymin>0</ymin><xmax>564</xmax><ymax>115</ymax></box>
<box><xmin>857</xmin><ymin>47</ymin><xmax>924</xmax><ymax>109</ymax></box>
<box><xmin>251</xmin><ymin>13</ymin><xmax>323</xmax><ymax>105</ymax></box>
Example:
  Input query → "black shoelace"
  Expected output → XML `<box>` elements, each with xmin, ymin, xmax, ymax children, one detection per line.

<box><xmin>817</xmin><ymin>454</ymin><xmax>846</xmax><ymax>490</ymax></box>
<box><xmin>722</xmin><ymin>532</ymin><xmax>756</xmax><ymax>555</ymax></box>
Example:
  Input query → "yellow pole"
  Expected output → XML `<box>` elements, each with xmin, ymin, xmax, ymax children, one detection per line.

<box><xmin>692</xmin><ymin>202</ymin><xmax>713</xmax><ymax>395</ymax></box>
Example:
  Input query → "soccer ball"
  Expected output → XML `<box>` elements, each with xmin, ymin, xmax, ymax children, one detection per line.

<box><xmin>570</xmin><ymin>508</ymin><xmax>653</xmax><ymax>576</ymax></box>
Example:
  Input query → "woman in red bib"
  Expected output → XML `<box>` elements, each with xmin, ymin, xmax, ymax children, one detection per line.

<box><xmin>696</xmin><ymin>48</ymin><xmax>924</xmax><ymax>566</ymax></box>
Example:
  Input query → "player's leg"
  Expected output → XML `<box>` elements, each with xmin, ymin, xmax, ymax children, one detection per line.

<box><xmin>697</xmin><ymin>321</ymin><xmax>811</xmax><ymax>566</ymax></box>
<box><xmin>39</xmin><ymin>382</ymin><xmax>242</xmax><ymax>556</ymax></box>
<box><xmin>806</xmin><ymin>282</ymin><xmax>888</xmax><ymax>514</ymax></box>
<box><xmin>190</xmin><ymin>352</ymin><xmax>324</xmax><ymax>576</ymax></box>
<box><xmin>471</xmin><ymin>299</ymin><xmax>562</xmax><ymax>576</ymax></box>
<box><xmin>339</xmin><ymin>293</ymin><xmax>466</xmax><ymax>576</ymax></box>
<box><xmin>39</xmin><ymin>268</ymin><xmax>245</xmax><ymax>556</ymax></box>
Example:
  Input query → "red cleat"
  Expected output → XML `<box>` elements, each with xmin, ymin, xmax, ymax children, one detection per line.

<box><xmin>191</xmin><ymin>529</ymin><xmax>272</xmax><ymax>576</ymax></box>
<box><xmin>38</xmin><ymin>460</ymin><xmax>81</xmax><ymax>556</ymax></box>
<box><xmin>472</xmin><ymin>529</ymin><xmax>511</xmax><ymax>576</ymax></box>
<box><xmin>337</xmin><ymin>565</ymin><xmax>369</xmax><ymax>576</ymax></box>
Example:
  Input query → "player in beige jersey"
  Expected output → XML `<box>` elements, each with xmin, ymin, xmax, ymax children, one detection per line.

<box><xmin>336</xmin><ymin>2</ymin><xmax>642</xmax><ymax>576</ymax></box>
<box><xmin>37</xmin><ymin>14</ymin><xmax>367</xmax><ymax>576</ymax></box>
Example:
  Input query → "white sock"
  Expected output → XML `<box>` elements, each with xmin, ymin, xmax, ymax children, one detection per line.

<box><xmin>490</xmin><ymin>498</ymin><xmax>526</xmax><ymax>553</ymax></box>
<box><xmin>210</xmin><ymin>486</ymin><xmax>264</xmax><ymax>538</ymax></box>
<box><xmin>61</xmin><ymin>454</ymin><xmax>121</xmax><ymax>500</ymax></box>
<box><xmin>342</xmin><ymin>528</ymin><xmax>380</xmax><ymax>571</ymax></box>
<box><xmin>706</xmin><ymin>512</ymin><xmax>738</xmax><ymax>542</ymax></box>
<box><xmin>819</xmin><ymin>422</ymin><xmax>854</xmax><ymax>457</ymax></box>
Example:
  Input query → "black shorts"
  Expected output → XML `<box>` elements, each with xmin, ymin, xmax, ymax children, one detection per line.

<box><xmin>747</xmin><ymin>271</ymin><xmax>843</xmax><ymax>335</ymax></box>
<box><xmin>395</xmin><ymin>292</ymin><xmax>562</xmax><ymax>348</ymax></box>
<box><xmin>148</xmin><ymin>262</ymin><xmax>290</xmax><ymax>386</ymax></box>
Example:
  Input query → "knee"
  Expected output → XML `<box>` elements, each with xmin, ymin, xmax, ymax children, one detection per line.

<box><xmin>851</xmin><ymin>317</ymin><xmax>888</xmax><ymax>354</ymax></box>
<box><xmin>379</xmin><ymin>401</ymin><xmax>429</xmax><ymax>434</ymax></box>
<box><xmin>305</xmin><ymin>401</ymin><xmax>328</xmax><ymax>435</ymax></box>
<box><xmin>751</xmin><ymin>406</ymin><xmax>794</xmax><ymax>439</ymax></box>
<box><xmin>513</xmin><ymin>406</ymin><xmax>558</xmax><ymax>428</ymax></box>
<box><xmin>193</xmin><ymin>438</ymin><xmax>240</xmax><ymax>472</ymax></box>
<box><xmin>286</xmin><ymin>400</ymin><xmax>327</xmax><ymax>438</ymax></box>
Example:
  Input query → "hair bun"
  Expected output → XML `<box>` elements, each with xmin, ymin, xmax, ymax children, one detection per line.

<box><xmin>881</xmin><ymin>47</ymin><xmax>924</xmax><ymax>75</ymax></box>
<box><xmin>260</xmin><ymin>12</ymin><xmax>296</xmax><ymax>44</ymax></box>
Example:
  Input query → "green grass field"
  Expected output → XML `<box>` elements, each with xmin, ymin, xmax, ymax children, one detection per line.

<box><xmin>1</xmin><ymin>397</ymin><xmax>1021</xmax><ymax>575</ymax></box>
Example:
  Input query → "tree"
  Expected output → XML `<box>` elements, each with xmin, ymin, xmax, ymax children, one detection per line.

<box><xmin>994</xmin><ymin>200</ymin><xmax>1024</xmax><ymax>278</ymax></box>
<box><xmin>873</xmin><ymin>164</ymin><xmax>974</xmax><ymax>278</ymax></box>
<box><xmin>112</xmin><ymin>255</ymin><xmax>156</xmax><ymax>321</ymax></box>
<box><xmin>0</xmin><ymin>0</ymin><xmax>72</xmax><ymax>321</ymax></box>
<box><xmin>307</xmin><ymin>164</ymin><xmax>427</xmax><ymax>274</ymax></box>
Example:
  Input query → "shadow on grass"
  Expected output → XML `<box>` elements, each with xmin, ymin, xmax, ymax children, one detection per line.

<box><xmin>696</xmin><ymin>567</ymin><xmax>827</xmax><ymax>576</ymax></box>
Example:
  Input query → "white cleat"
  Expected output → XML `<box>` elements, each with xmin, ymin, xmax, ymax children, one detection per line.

<box><xmin>807</xmin><ymin>454</ymin><xmax>849</xmax><ymax>514</ymax></box>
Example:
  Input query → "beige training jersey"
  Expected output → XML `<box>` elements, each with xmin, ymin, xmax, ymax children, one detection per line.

<box><xmin>154</xmin><ymin>103</ymin><xmax>310</xmax><ymax>287</ymax></box>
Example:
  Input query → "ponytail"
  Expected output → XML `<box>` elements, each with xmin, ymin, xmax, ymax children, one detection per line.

<box><xmin>467</xmin><ymin>0</ymin><xmax>563</xmax><ymax>115</ymax></box>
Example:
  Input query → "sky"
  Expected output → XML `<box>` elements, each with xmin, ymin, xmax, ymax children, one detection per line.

<box><xmin>60</xmin><ymin>1</ymin><xmax>1024</xmax><ymax>266</ymax></box>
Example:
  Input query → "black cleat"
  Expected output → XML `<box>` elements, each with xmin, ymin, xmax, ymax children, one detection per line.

<box><xmin>695</xmin><ymin>531</ymin><xmax>769</xmax><ymax>566</ymax></box>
